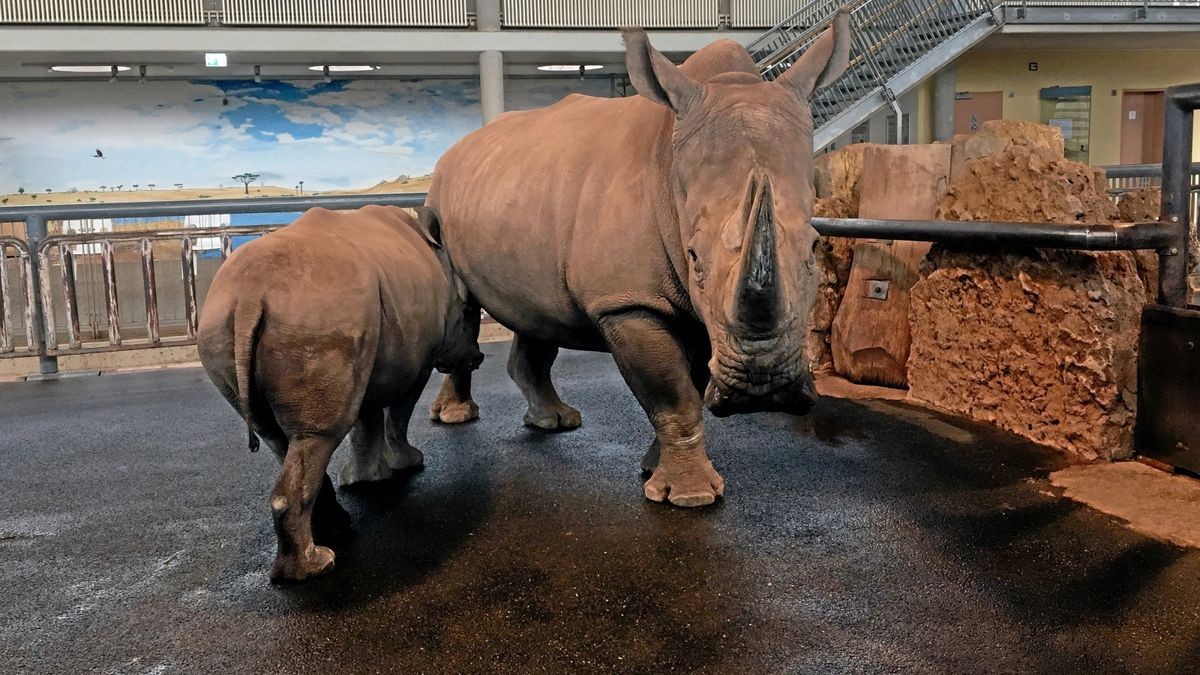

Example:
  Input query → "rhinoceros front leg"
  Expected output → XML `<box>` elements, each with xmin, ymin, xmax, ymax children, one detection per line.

<box><xmin>599</xmin><ymin>312</ymin><xmax>724</xmax><ymax>507</ymax></box>
<box><xmin>382</xmin><ymin>384</ymin><xmax>426</xmax><ymax>472</ymax></box>
<box><xmin>508</xmin><ymin>333</ymin><xmax>582</xmax><ymax>430</ymax></box>
<box><xmin>340</xmin><ymin>389</ymin><xmax>425</xmax><ymax>486</ymax></box>
<box><xmin>430</xmin><ymin>371</ymin><xmax>480</xmax><ymax>424</ymax></box>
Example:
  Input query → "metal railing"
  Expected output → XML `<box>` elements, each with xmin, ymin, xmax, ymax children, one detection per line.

<box><xmin>748</xmin><ymin>0</ymin><xmax>1000</xmax><ymax>149</ymax></box>
<box><xmin>0</xmin><ymin>0</ymin><xmax>205</xmax><ymax>24</ymax></box>
<box><xmin>500</xmin><ymin>0</ymin><xmax>719</xmax><ymax>28</ymax></box>
<box><xmin>0</xmin><ymin>236</ymin><xmax>35</xmax><ymax>355</ymax></box>
<box><xmin>222</xmin><ymin>0</ymin><xmax>469</xmax><ymax>27</ymax></box>
<box><xmin>0</xmin><ymin>194</ymin><xmax>425</xmax><ymax>373</ymax></box>
<box><xmin>730</xmin><ymin>0</ymin><xmax>816</xmax><ymax>29</ymax></box>
<box><xmin>1103</xmin><ymin>162</ymin><xmax>1200</xmax><ymax>225</ymax></box>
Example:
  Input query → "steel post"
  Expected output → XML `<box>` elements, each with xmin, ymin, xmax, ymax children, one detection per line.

<box><xmin>1160</xmin><ymin>87</ymin><xmax>1196</xmax><ymax>307</ymax></box>
<box><xmin>23</xmin><ymin>215</ymin><xmax>57</xmax><ymax>374</ymax></box>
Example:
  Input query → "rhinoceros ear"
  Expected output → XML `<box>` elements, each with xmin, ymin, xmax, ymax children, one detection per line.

<box><xmin>777</xmin><ymin>9</ymin><xmax>852</xmax><ymax>100</ymax></box>
<box><xmin>412</xmin><ymin>206</ymin><xmax>443</xmax><ymax>250</ymax></box>
<box><xmin>622</xmin><ymin>27</ymin><xmax>702</xmax><ymax>115</ymax></box>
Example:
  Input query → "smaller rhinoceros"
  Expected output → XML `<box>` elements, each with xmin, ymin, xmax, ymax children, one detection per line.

<box><xmin>198</xmin><ymin>205</ymin><xmax>483</xmax><ymax>582</ymax></box>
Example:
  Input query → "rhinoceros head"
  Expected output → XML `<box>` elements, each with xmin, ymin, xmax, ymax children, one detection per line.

<box><xmin>623</xmin><ymin>12</ymin><xmax>851</xmax><ymax>417</ymax></box>
<box><xmin>412</xmin><ymin>207</ymin><xmax>485</xmax><ymax>374</ymax></box>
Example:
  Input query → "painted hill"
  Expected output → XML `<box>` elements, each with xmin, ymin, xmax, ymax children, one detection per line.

<box><xmin>0</xmin><ymin>175</ymin><xmax>432</xmax><ymax>208</ymax></box>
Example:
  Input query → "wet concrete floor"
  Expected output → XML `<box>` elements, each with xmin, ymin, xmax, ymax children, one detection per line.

<box><xmin>2</xmin><ymin>342</ymin><xmax>1200</xmax><ymax>673</ymax></box>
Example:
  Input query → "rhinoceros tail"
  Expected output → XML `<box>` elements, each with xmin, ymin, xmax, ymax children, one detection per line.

<box><xmin>233</xmin><ymin>300</ymin><xmax>264</xmax><ymax>452</ymax></box>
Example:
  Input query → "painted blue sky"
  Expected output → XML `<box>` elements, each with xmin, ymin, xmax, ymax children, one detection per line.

<box><xmin>0</xmin><ymin>77</ymin><xmax>611</xmax><ymax>193</ymax></box>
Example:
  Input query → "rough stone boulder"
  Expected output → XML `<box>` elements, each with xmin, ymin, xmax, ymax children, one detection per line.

<box><xmin>809</xmin><ymin>219</ymin><xmax>856</xmax><ymax>374</ymax></box>
<box><xmin>909</xmin><ymin>248</ymin><xmax>1145</xmax><ymax>460</ymax></box>
<box><xmin>1117</xmin><ymin>186</ymin><xmax>1162</xmax><ymax>223</ymax></box>
<box><xmin>910</xmin><ymin>125</ymin><xmax>1147</xmax><ymax>460</ymax></box>
<box><xmin>809</xmin><ymin>148</ymin><xmax>865</xmax><ymax>373</ymax></box>
<box><xmin>937</xmin><ymin>143</ymin><xmax>1118</xmax><ymax>225</ymax></box>
<box><xmin>947</xmin><ymin>119</ymin><xmax>1066</xmax><ymax>181</ymax></box>
<box><xmin>814</xmin><ymin>143</ymin><xmax>876</xmax><ymax>219</ymax></box>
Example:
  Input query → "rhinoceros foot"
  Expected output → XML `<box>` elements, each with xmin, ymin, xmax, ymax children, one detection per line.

<box><xmin>522</xmin><ymin>403</ymin><xmax>582</xmax><ymax>431</ymax></box>
<box><xmin>338</xmin><ymin>444</ymin><xmax>424</xmax><ymax>487</ymax></box>
<box><xmin>270</xmin><ymin>544</ymin><xmax>335</xmax><ymax>583</ymax></box>
<box><xmin>430</xmin><ymin>397</ymin><xmax>480</xmax><ymax>424</ymax></box>
<box><xmin>643</xmin><ymin>459</ymin><xmax>725</xmax><ymax>508</ymax></box>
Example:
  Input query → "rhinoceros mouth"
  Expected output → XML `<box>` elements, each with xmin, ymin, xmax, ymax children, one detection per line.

<box><xmin>704</xmin><ymin>328</ymin><xmax>814</xmax><ymax>417</ymax></box>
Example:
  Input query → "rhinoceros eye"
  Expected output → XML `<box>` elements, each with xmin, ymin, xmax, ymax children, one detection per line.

<box><xmin>686</xmin><ymin>247</ymin><xmax>707</xmax><ymax>288</ymax></box>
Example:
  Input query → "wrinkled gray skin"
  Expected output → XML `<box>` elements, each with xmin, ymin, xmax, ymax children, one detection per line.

<box><xmin>428</xmin><ymin>15</ymin><xmax>852</xmax><ymax>507</ymax></box>
<box><xmin>198</xmin><ymin>205</ymin><xmax>483</xmax><ymax>582</ymax></box>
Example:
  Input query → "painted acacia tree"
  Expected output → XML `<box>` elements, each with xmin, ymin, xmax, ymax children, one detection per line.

<box><xmin>232</xmin><ymin>173</ymin><xmax>260</xmax><ymax>195</ymax></box>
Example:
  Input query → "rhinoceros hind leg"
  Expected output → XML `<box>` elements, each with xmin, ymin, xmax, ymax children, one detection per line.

<box><xmin>430</xmin><ymin>372</ymin><xmax>480</xmax><ymax>424</ymax></box>
<box><xmin>509</xmin><ymin>334</ymin><xmax>582</xmax><ymax>431</ymax></box>
<box><xmin>598</xmin><ymin>313</ymin><xmax>724</xmax><ymax>508</ymax></box>
<box><xmin>312</xmin><ymin>474</ymin><xmax>352</xmax><ymax>545</ymax></box>
<box><xmin>270</xmin><ymin>434</ymin><xmax>341</xmax><ymax>582</ymax></box>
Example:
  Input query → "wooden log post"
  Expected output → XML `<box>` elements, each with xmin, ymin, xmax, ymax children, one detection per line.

<box><xmin>830</xmin><ymin>144</ymin><xmax>951</xmax><ymax>387</ymax></box>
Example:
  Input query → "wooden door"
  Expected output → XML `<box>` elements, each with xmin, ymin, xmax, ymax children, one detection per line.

<box><xmin>953</xmin><ymin>91</ymin><xmax>1002</xmax><ymax>136</ymax></box>
<box><xmin>1122</xmin><ymin>91</ymin><xmax>1165</xmax><ymax>165</ymax></box>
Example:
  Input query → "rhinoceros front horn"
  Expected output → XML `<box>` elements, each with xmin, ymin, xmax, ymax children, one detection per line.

<box><xmin>735</xmin><ymin>176</ymin><xmax>781</xmax><ymax>336</ymax></box>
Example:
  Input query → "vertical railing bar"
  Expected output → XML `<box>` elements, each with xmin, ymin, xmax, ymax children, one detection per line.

<box><xmin>141</xmin><ymin>237</ymin><xmax>161</xmax><ymax>346</ymax></box>
<box><xmin>101</xmin><ymin>239</ymin><xmax>122</xmax><ymax>346</ymax></box>
<box><xmin>181</xmin><ymin>235</ymin><xmax>198</xmax><ymax>340</ymax></box>
<box><xmin>36</xmin><ymin>243</ymin><xmax>57</xmax><ymax>354</ymax></box>
<box><xmin>19</xmin><ymin>246</ymin><xmax>37</xmax><ymax>354</ymax></box>
<box><xmin>0</xmin><ymin>241</ymin><xmax>12</xmax><ymax>354</ymax></box>
<box><xmin>60</xmin><ymin>246</ymin><xmax>81</xmax><ymax>350</ymax></box>
<box><xmin>220</xmin><ymin>231</ymin><xmax>232</xmax><ymax>260</ymax></box>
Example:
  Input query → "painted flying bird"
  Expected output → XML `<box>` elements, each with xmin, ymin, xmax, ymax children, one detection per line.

<box><xmin>93</xmin><ymin>149</ymin><xmax>104</xmax><ymax>159</ymax></box>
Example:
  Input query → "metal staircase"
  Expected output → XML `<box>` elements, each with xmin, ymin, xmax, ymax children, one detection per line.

<box><xmin>748</xmin><ymin>0</ymin><xmax>1003</xmax><ymax>149</ymax></box>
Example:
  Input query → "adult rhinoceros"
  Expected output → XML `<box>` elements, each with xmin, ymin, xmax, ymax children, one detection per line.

<box><xmin>428</xmin><ymin>13</ymin><xmax>851</xmax><ymax>507</ymax></box>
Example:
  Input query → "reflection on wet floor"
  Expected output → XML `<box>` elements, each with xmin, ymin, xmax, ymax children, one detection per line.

<box><xmin>2</xmin><ymin>343</ymin><xmax>1200</xmax><ymax>672</ymax></box>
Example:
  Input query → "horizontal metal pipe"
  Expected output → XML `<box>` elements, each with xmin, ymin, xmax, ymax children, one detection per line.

<box><xmin>1102</xmin><ymin>162</ymin><xmax>1200</xmax><ymax>179</ymax></box>
<box><xmin>37</xmin><ymin>225</ymin><xmax>276</xmax><ymax>250</ymax></box>
<box><xmin>0</xmin><ymin>193</ymin><xmax>428</xmax><ymax>223</ymax></box>
<box><xmin>1167</xmin><ymin>82</ymin><xmax>1200</xmax><ymax>109</ymax></box>
<box><xmin>812</xmin><ymin>218</ymin><xmax>1178</xmax><ymax>250</ymax></box>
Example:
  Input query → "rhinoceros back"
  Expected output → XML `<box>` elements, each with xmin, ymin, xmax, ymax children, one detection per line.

<box><xmin>428</xmin><ymin>40</ymin><xmax>759</xmax><ymax>347</ymax></box>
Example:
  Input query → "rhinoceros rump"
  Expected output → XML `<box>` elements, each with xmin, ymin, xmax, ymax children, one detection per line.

<box><xmin>198</xmin><ymin>206</ymin><xmax>483</xmax><ymax>581</ymax></box>
<box><xmin>428</xmin><ymin>14</ymin><xmax>851</xmax><ymax>507</ymax></box>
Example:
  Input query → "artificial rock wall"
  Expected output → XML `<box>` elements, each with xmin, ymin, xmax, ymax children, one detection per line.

<box><xmin>813</xmin><ymin>121</ymin><xmax>1155</xmax><ymax>461</ymax></box>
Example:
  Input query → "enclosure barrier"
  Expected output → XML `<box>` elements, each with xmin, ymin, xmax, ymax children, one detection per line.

<box><xmin>0</xmin><ymin>194</ymin><xmax>425</xmax><ymax>373</ymax></box>
<box><xmin>0</xmin><ymin>236</ymin><xmax>35</xmax><ymax>355</ymax></box>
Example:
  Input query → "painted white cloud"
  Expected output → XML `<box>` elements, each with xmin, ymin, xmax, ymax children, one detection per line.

<box><xmin>0</xmin><ymin>76</ymin><xmax>615</xmax><ymax>193</ymax></box>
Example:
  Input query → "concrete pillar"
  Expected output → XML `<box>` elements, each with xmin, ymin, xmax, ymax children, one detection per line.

<box><xmin>868</xmin><ymin>110</ymin><xmax>889</xmax><ymax>145</ymax></box>
<box><xmin>900</xmin><ymin>90</ymin><xmax>919</xmax><ymax>145</ymax></box>
<box><xmin>479</xmin><ymin>50</ymin><xmax>504</xmax><ymax>125</ymax></box>
<box><xmin>476</xmin><ymin>0</ymin><xmax>501</xmax><ymax>32</ymax></box>
<box><xmin>932</xmin><ymin>65</ymin><xmax>956</xmax><ymax>142</ymax></box>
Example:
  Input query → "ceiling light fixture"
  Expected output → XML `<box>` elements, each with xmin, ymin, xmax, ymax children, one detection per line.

<box><xmin>50</xmin><ymin>65</ymin><xmax>132</xmax><ymax>73</ymax></box>
<box><xmin>537</xmin><ymin>64</ymin><xmax>604</xmax><ymax>72</ymax></box>
<box><xmin>308</xmin><ymin>64</ymin><xmax>379</xmax><ymax>73</ymax></box>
